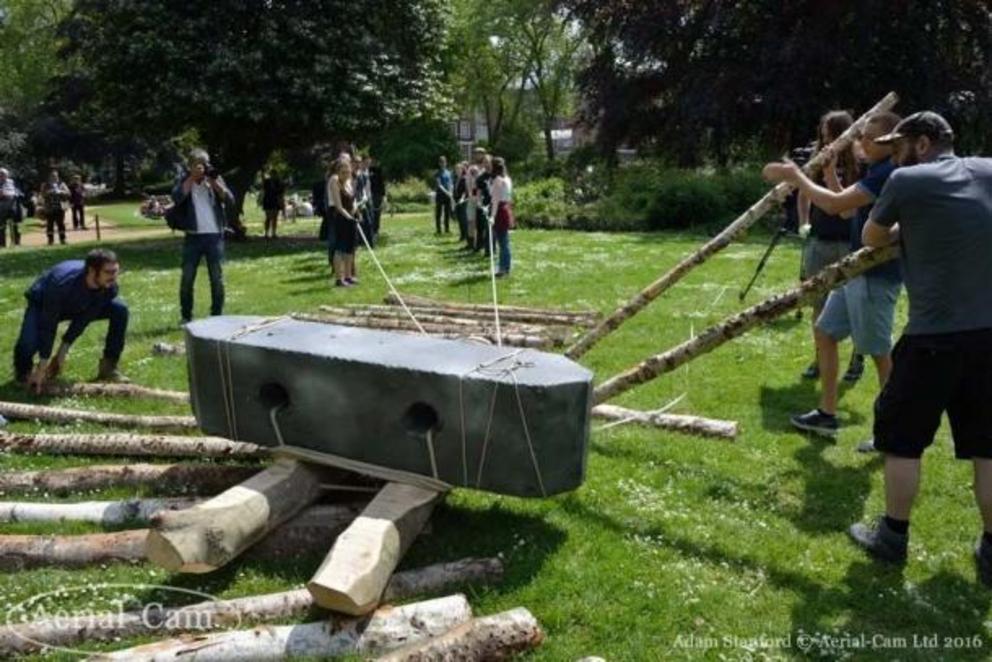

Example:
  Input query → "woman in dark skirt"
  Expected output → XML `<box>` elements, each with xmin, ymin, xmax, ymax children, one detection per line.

<box><xmin>328</xmin><ymin>157</ymin><xmax>359</xmax><ymax>287</ymax></box>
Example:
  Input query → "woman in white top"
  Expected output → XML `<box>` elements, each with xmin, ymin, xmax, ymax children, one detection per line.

<box><xmin>489</xmin><ymin>157</ymin><xmax>514</xmax><ymax>277</ymax></box>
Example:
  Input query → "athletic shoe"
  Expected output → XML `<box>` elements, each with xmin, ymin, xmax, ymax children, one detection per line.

<box><xmin>849</xmin><ymin>517</ymin><xmax>908</xmax><ymax>563</ymax></box>
<box><xmin>790</xmin><ymin>409</ymin><xmax>839</xmax><ymax>437</ymax></box>
<box><xmin>856</xmin><ymin>438</ymin><xmax>877</xmax><ymax>454</ymax></box>
<box><xmin>345</xmin><ymin>277</ymin><xmax>359</xmax><ymax>285</ymax></box>
<box><xmin>843</xmin><ymin>354</ymin><xmax>865</xmax><ymax>383</ymax></box>
<box><xmin>975</xmin><ymin>536</ymin><xmax>992</xmax><ymax>588</ymax></box>
<box><xmin>801</xmin><ymin>362</ymin><xmax>819</xmax><ymax>380</ymax></box>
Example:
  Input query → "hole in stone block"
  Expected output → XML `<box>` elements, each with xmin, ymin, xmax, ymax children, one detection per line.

<box><xmin>259</xmin><ymin>382</ymin><xmax>290</xmax><ymax>410</ymax></box>
<box><xmin>402</xmin><ymin>402</ymin><xmax>442</xmax><ymax>435</ymax></box>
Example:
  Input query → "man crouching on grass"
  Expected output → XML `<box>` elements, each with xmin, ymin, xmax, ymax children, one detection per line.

<box><xmin>13</xmin><ymin>248</ymin><xmax>129</xmax><ymax>392</ymax></box>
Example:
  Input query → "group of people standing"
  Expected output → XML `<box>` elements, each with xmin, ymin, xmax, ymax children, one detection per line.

<box><xmin>322</xmin><ymin>153</ymin><xmax>385</xmax><ymax>287</ymax></box>
<box><xmin>0</xmin><ymin>168</ymin><xmax>88</xmax><ymax>248</ymax></box>
<box><xmin>435</xmin><ymin>147</ymin><xmax>515</xmax><ymax>277</ymax></box>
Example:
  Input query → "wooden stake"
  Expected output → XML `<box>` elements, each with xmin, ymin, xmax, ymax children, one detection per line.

<box><xmin>42</xmin><ymin>382</ymin><xmax>190</xmax><ymax>404</ymax></box>
<box><xmin>0</xmin><ymin>432</ymin><xmax>265</xmax><ymax>459</ymax></box>
<box><xmin>95</xmin><ymin>213</ymin><xmax>101</xmax><ymax>241</ymax></box>
<box><xmin>591</xmin><ymin>404</ymin><xmax>738</xmax><ymax>439</ymax></box>
<box><xmin>0</xmin><ymin>401</ymin><xmax>196</xmax><ymax>429</ymax></box>
<box><xmin>0</xmin><ymin>497</ymin><xmax>197</xmax><ymax>525</ymax></box>
<box><xmin>593</xmin><ymin>245</ymin><xmax>899</xmax><ymax>403</ymax></box>
<box><xmin>307</xmin><ymin>482</ymin><xmax>444</xmax><ymax>614</ymax></box>
<box><xmin>145</xmin><ymin>459</ymin><xmax>332</xmax><ymax>573</ymax></box>
<box><xmin>565</xmin><ymin>92</ymin><xmax>900</xmax><ymax>360</ymax></box>
<box><xmin>0</xmin><ymin>463</ymin><xmax>259</xmax><ymax>496</ymax></box>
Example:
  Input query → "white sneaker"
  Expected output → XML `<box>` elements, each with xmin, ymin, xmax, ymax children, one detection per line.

<box><xmin>856</xmin><ymin>438</ymin><xmax>877</xmax><ymax>454</ymax></box>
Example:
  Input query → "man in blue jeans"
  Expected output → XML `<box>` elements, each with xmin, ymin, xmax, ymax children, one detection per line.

<box><xmin>170</xmin><ymin>149</ymin><xmax>234</xmax><ymax>324</ymax></box>
<box><xmin>14</xmin><ymin>249</ymin><xmax>129</xmax><ymax>392</ymax></box>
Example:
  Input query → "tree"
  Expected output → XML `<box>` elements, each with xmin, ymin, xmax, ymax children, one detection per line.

<box><xmin>561</xmin><ymin>0</ymin><xmax>992</xmax><ymax>163</ymax></box>
<box><xmin>61</xmin><ymin>0</ymin><xmax>449</xmax><ymax>216</ymax></box>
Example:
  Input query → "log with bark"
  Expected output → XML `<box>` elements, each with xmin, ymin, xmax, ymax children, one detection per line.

<box><xmin>324</xmin><ymin>303</ymin><xmax>591</xmax><ymax>328</ymax></box>
<box><xmin>0</xmin><ymin>432</ymin><xmax>265</xmax><ymax>459</ymax></box>
<box><xmin>0</xmin><ymin>463</ymin><xmax>260</xmax><ymax>497</ymax></box>
<box><xmin>0</xmin><ymin>558</ymin><xmax>502</xmax><ymax>655</ymax></box>
<box><xmin>564</xmin><ymin>92</ymin><xmax>900</xmax><ymax>360</ymax></box>
<box><xmin>145</xmin><ymin>459</ymin><xmax>335</xmax><ymax>573</ymax></box>
<box><xmin>591</xmin><ymin>404</ymin><xmax>738</xmax><ymax>440</ymax></box>
<box><xmin>307</xmin><ymin>482</ymin><xmax>444</xmax><ymax>614</ymax></box>
<box><xmin>42</xmin><ymin>382</ymin><xmax>190</xmax><ymax>404</ymax></box>
<box><xmin>0</xmin><ymin>401</ymin><xmax>197</xmax><ymax>430</ymax></box>
<box><xmin>384</xmin><ymin>292</ymin><xmax>599</xmax><ymax>325</ymax></box>
<box><xmin>318</xmin><ymin>305</ymin><xmax>563</xmax><ymax>337</ymax></box>
<box><xmin>593</xmin><ymin>245</ymin><xmax>900</xmax><ymax>403</ymax></box>
<box><xmin>0</xmin><ymin>497</ymin><xmax>197</xmax><ymax>525</ymax></box>
<box><xmin>379</xmin><ymin>606</ymin><xmax>544</xmax><ymax>661</ymax></box>
<box><xmin>90</xmin><ymin>594</ymin><xmax>473</xmax><ymax>661</ymax></box>
<box><xmin>152</xmin><ymin>342</ymin><xmax>186</xmax><ymax>357</ymax></box>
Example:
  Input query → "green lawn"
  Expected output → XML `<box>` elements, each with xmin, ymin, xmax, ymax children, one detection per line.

<box><xmin>0</xmin><ymin>214</ymin><xmax>988</xmax><ymax>660</ymax></box>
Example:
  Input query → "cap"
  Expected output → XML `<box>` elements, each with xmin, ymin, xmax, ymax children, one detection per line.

<box><xmin>874</xmin><ymin>111</ymin><xmax>954</xmax><ymax>145</ymax></box>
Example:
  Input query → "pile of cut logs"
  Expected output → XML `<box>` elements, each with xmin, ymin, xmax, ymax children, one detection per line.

<box><xmin>0</xmin><ymin>384</ymin><xmax>543</xmax><ymax>660</ymax></box>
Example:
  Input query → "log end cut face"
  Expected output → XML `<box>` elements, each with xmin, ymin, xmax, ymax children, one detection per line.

<box><xmin>185</xmin><ymin>316</ymin><xmax>593</xmax><ymax>498</ymax></box>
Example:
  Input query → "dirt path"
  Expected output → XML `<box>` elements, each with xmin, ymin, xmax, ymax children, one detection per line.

<box><xmin>4</xmin><ymin>215</ymin><xmax>172</xmax><ymax>249</ymax></box>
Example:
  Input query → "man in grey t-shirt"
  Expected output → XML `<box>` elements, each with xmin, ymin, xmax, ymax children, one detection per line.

<box><xmin>848</xmin><ymin>111</ymin><xmax>992</xmax><ymax>585</ymax></box>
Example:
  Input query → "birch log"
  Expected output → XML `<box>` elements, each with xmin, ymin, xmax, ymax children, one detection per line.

<box><xmin>318</xmin><ymin>305</ymin><xmax>556</xmax><ymax>333</ymax></box>
<box><xmin>379</xmin><ymin>607</ymin><xmax>544</xmax><ymax>661</ymax></box>
<box><xmin>307</xmin><ymin>482</ymin><xmax>444</xmax><ymax>614</ymax></box>
<box><xmin>384</xmin><ymin>292</ymin><xmax>598</xmax><ymax>324</ymax></box>
<box><xmin>591</xmin><ymin>404</ymin><xmax>738</xmax><ymax>439</ymax></box>
<box><xmin>145</xmin><ymin>459</ymin><xmax>331</xmax><ymax>573</ymax></box>
<box><xmin>0</xmin><ymin>401</ymin><xmax>196</xmax><ymax>429</ymax></box>
<box><xmin>0</xmin><ymin>558</ymin><xmax>502</xmax><ymax>655</ymax></box>
<box><xmin>0</xmin><ymin>498</ymin><xmax>197</xmax><ymax>525</ymax></box>
<box><xmin>593</xmin><ymin>245</ymin><xmax>899</xmax><ymax>403</ymax></box>
<box><xmin>324</xmin><ymin>303</ymin><xmax>589</xmax><ymax>328</ymax></box>
<box><xmin>0</xmin><ymin>463</ymin><xmax>259</xmax><ymax>496</ymax></box>
<box><xmin>42</xmin><ymin>383</ymin><xmax>190</xmax><ymax>404</ymax></box>
<box><xmin>297</xmin><ymin>311</ymin><xmax>553</xmax><ymax>338</ymax></box>
<box><xmin>0</xmin><ymin>432</ymin><xmax>265</xmax><ymax>459</ymax></box>
<box><xmin>565</xmin><ymin>91</ymin><xmax>900</xmax><ymax>360</ymax></box>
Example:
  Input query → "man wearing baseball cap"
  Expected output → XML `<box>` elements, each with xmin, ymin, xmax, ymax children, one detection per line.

<box><xmin>849</xmin><ymin>111</ymin><xmax>992</xmax><ymax>585</ymax></box>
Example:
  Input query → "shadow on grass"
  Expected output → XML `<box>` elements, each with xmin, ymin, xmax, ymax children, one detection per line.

<box><xmin>758</xmin><ymin>380</ymin><xmax>866</xmax><ymax>434</ymax></box>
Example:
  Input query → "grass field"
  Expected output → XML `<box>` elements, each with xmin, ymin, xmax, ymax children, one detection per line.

<box><xmin>0</xmin><ymin>212</ymin><xmax>989</xmax><ymax>660</ymax></box>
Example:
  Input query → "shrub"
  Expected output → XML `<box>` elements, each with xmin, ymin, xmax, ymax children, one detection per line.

<box><xmin>387</xmin><ymin>176</ymin><xmax>433</xmax><ymax>213</ymax></box>
<box><xmin>513</xmin><ymin>177</ymin><xmax>571</xmax><ymax>228</ymax></box>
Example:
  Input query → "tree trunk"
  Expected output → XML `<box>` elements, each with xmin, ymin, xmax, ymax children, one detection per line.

<box><xmin>0</xmin><ymin>432</ymin><xmax>265</xmax><ymax>459</ymax></box>
<box><xmin>92</xmin><ymin>595</ymin><xmax>473</xmax><ymax>662</ymax></box>
<box><xmin>0</xmin><ymin>558</ymin><xmax>502</xmax><ymax>656</ymax></box>
<box><xmin>42</xmin><ymin>382</ymin><xmax>190</xmax><ymax>404</ymax></box>
<box><xmin>564</xmin><ymin>91</ymin><xmax>900</xmax><ymax>360</ymax></box>
<box><xmin>0</xmin><ymin>401</ymin><xmax>196</xmax><ymax>429</ymax></box>
<box><xmin>0</xmin><ymin>463</ymin><xmax>260</xmax><ymax>497</ymax></box>
<box><xmin>379</xmin><ymin>607</ymin><xmax>544</xmax><ymax>661</ymax></box>
<box><xmin>307</xmin><ymin>482</ymin><xmax>444</xmax><ymax>615</ymax></box>
<box><xmin>593</xmin><ymin>245</ymin><xmax>900</xmax><ymax>403</ymax></box>
<box><xmin>591</xmin><ymin>404</ymin><xmax>738</xmax><ymax>439</ymax></box>
<box><xmin>383</xmin><ymin>293</ymin><xmax>598</xmax><ymax>324</ymax></box>
<box><xmin>0</xmin><ymin>498</ymin><xmax>197</xmax><ymax>525</ymax></box>
<box><xmin>145</xmin><ymin>459</ymin><xmax>333</xmax><ymax>573</ymax></box>
<box><xmin>544</xmin><ymin>124</ymin><xmax>556</xmax><ymax>162</ymax></box>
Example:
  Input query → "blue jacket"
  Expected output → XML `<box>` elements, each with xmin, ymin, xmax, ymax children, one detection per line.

<box><xmin>170</xmin><ymin>173</ymin><xmax>235</xmax><ymax>233</ymax></box>
<box><xmin>25</xmin><ymin>260</ymin><xmax>121</xmax><ymax>360</ymax></box>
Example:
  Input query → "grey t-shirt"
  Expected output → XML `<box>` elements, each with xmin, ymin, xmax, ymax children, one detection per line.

<box><xmin>871</xmin><ymin>155</ymin><xmax>992</xmax><ymax>335</ymax></box>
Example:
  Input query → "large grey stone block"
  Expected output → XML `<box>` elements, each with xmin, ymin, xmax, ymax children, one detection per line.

<box><xmin>184</xmin><ymin>316</ymin><xmax>592</xmax><ymax>497</ymax></box>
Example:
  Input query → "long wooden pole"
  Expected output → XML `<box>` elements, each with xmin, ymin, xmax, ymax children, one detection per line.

<box><xmin>592</xmin><ymin>245</ymin><xmax>899</xmax><ymax>404</ymax></box>
<box><xmin>0</xmin><ymin>431</ymin><xmax>265</xmax><ymax>458</ymax></box>
<box><xmin>0</xmin><ymin>401</ymin><xmax>196</xmax><ymax>429</ymax></box>
<box><xmin>565</xmin><ymin>91</ymin><xmax>900</xmax><ymax>360</ymax></box>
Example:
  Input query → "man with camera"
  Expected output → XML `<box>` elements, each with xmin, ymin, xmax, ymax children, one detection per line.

<box><xmin>170</xmin><ymin>148</ymin><xmax>234</xmax><ymax>325</ymax></box>
<box><xmin>14</xmin><ymin>248</ymin><xmax>129</xmax><ymax>391</ymax></box>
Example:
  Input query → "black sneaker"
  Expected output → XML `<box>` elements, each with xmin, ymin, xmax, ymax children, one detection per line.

<box><xmin>801</xmin><ymin>362</ymin><xmax>819</xmax><ymax>380</ymax></box>
<box><xmin>843</xmin><ymin>354</ymin><xmax>865</xmax><ymax>383</ymax></box>
<box><xmin>975</xmin><ymin>536</ymin><xmax>992</xmax><ymax>588</ymax></box>
<box><xmin>790</xmin><ymin>409</ymin><xmax>839</xmax><ymax>437</ymax></box>
<box><xmin>849</xmin><ymin>517</ymin><xmax>908</xmax><ymax>563</ymax></box>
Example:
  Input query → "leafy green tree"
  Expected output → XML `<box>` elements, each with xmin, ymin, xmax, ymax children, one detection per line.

<box><xmin>370</xmin><ymin>117</ymin><xmax>460</xmax><ymax>181</ymax></box>
<box><xmin>62</xmin><ymin>0</ymin><xmax>449</xmax><ymax>216</ymax></box>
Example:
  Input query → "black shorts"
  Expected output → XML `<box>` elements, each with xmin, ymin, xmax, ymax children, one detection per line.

<box><xmin>874</xmin><ymin>329</ymin><xmax>992</xmax><ymax>459</ymax></box>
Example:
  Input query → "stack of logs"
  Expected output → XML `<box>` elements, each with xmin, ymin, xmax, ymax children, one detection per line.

<box><xmin>0</xmin><ymin>385</ymin><xmax>543</xmax><ymax>660</ymax></box>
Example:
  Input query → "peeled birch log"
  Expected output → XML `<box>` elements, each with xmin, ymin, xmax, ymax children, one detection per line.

<box><xmin>323</xmin><ymin>303</ymin><xmax>589</xmax><ymax>328</ymax></box>
<box><xmin>307</xmin><ymin>482</ymin><xmax>443</xmax><ymax>614</ymax></box>
<box><xmin>318</xmin><ymin>305</ymin><xmax>555</xmax><ymax>333</ymax></box>
<box><xmin>0</xmin><ymin>432</ymin><xmax>265</xmax><ymax>459</ymax></box>
<box><xmin>0</xmin><ymin>504</ymin><xmax>362</xmax><ymax>572</ymax></box>
<box><xmin>591</xmin><ymin>404</ymin><xmax>738</xmax><ymax>439</ymax></box>
<box><xmin>90</xmin><ymin>594</ymin><xmax>473</xmax><ymax>662</ymax></box>
<box><xmin>297</xmin><ymin>311</ymin><xmax>555</xmax><ymax>339</ymax></box>
<box><xmin>0</xmin><ymin>463</ymin><xmax>259</xmax><ymax>496</ymax></box>
<box><xmin>0</xmin><ymin>498</ymin><xmax>197</xmax><ymax>525</ymax></box>
<box><xmin>379</xmin><ymin>606</ymin><xmax>544</xmax><ymax>661</ymax></box>
<box><xmin>565</xmin><ymin>92</ymin><xmax>900</xmax><ymax>360</ymax></box>
<box><xmin>384</xmin><ymin>292</ymin><xmax>599</xmax><ymax>324</ymax></box>
<box><xmin>593</xmin><ymin>245</ymin><xmax>900</xmax><ymax>403</ymax></box>
<box><xmin>0</xmin><ymin>401</ymin><xmax>196</xmax><ymax>430</ymax></box>
<box><xmin>145</xmin><ymin>459</ymin><xmax>331</xmax><ymax>573</ymax></box>
<box><xmin>42</xmin><ymin>382</ymin><xmax>190</xmax><ymax>404</ymax></box>
<box><xmin>0</xmin><ymin>558</ymin><xmax>502</xmax><ymax>655</ymax></box>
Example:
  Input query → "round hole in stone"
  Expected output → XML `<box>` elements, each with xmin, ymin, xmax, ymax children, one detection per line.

<box><xmin>259</xmin><ymin>382</ymin><xmax>290</xmax><ymax>410</ymax></box>
<box><xmin>402</xmin><ymin>402</ymin><xmax>442</xmax><ymax>435</ymax></box>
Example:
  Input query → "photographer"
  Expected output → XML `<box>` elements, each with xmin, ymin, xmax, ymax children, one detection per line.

<box><xmin>170</xmin><ymin>148</ymin><xmax>234</xmax><ymax>325</ymax></box>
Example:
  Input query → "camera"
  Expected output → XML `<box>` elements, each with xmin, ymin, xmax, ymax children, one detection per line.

<box><xmin>205</xmin><ymin>165</ymin><xmax>219</xmax><ymax>179</ymax></box>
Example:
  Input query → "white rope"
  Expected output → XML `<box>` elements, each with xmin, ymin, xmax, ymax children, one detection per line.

<box><xmin>354</xmin><ymin>217</ymin><xmax>427</xmax><ymax>335</ymax></box>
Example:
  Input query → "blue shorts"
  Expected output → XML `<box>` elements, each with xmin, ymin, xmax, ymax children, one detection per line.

<box><xmin>816</xmin><ymin>275</ymin><xmax>901</xmax><ymax>357</ymax></box>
